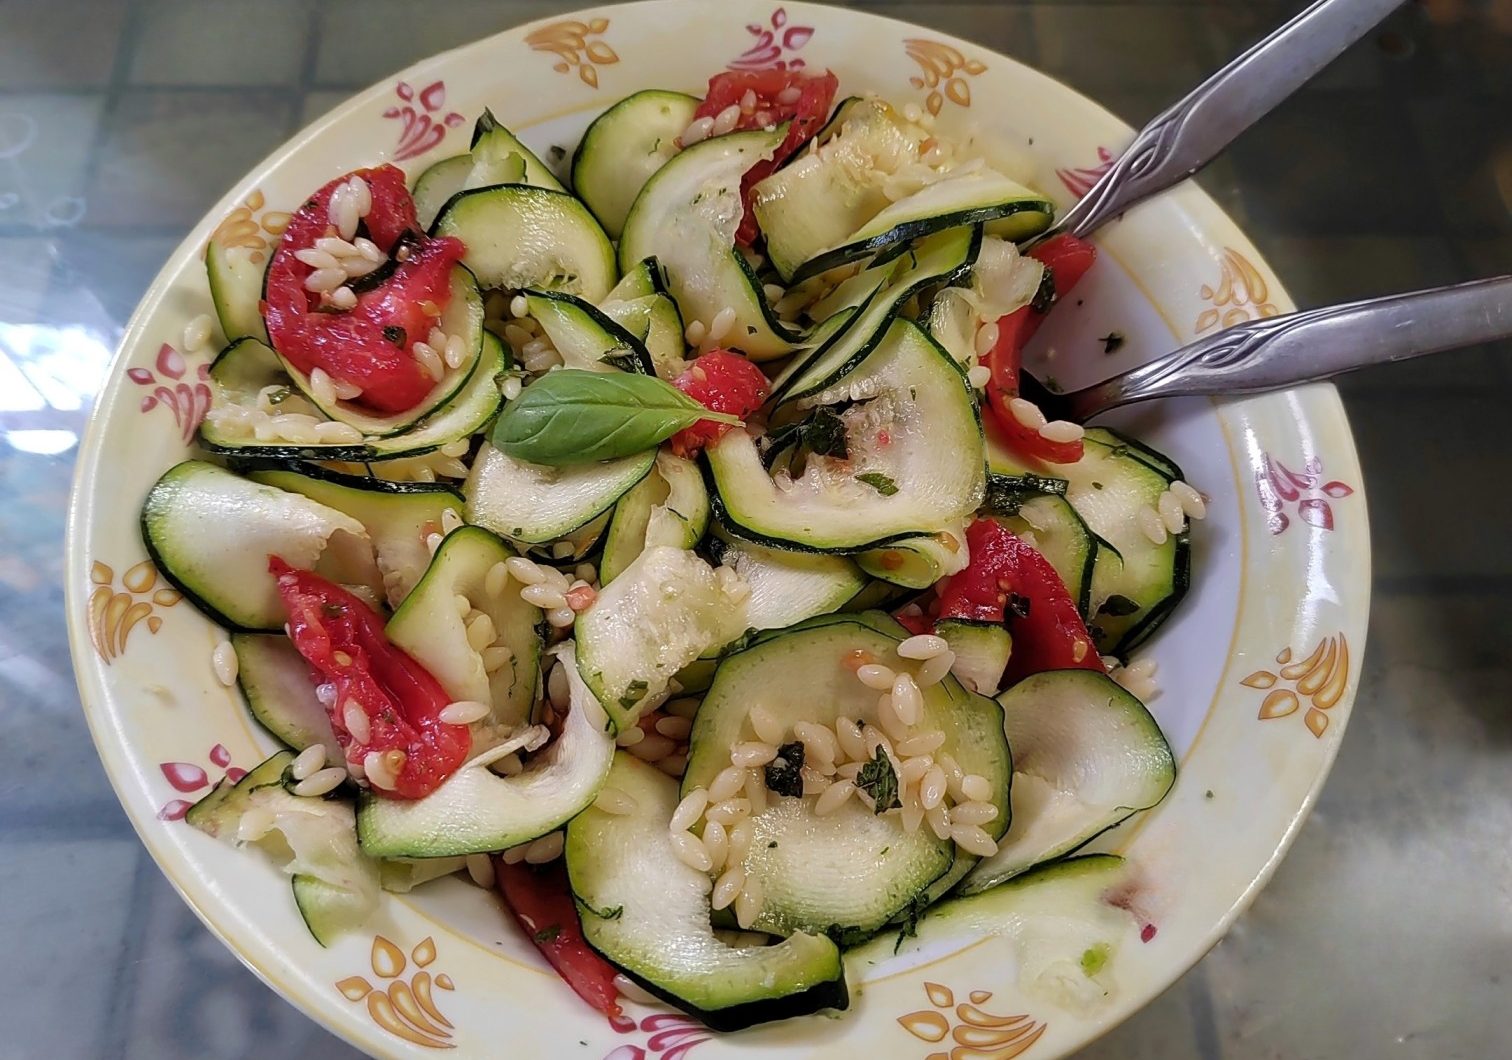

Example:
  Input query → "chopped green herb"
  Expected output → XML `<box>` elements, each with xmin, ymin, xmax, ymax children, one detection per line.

<box><xmin>1205</xmin><ymin>789</ymin><xmax>1214</xmax><ymax>800</ymax></box>
<box><xmin>764</xmin><ymin>740</ymin><xmax>805</xmax><ymax>797</ymax></box>
<box><xmin>265</xmin><ymin>385</ymin><xmax>293</xmax><ymax>405</ymax></box>
<box><xmin>1099</xmin><ymin>332</ymin><xmax>1125</xmax><ymax>355</ymax></box>
<box><xmin>879</xmin><ymin>846</ymin><xmax>890</xmax><ymax>856</ymax></box>
<box><xmin>1098</xmin><ymin>594</ymin><xmax>1141</xmax><ymax>617</ymax></box>
<box><xmin>856</xmin><ymin>472</ymin><xmax>899</xmax><ymax>496</ymax></box>
<box><xmin>856</xmin><ymin>746</ymin><xmax>900</xmax><ymax>813</ymax></box>
<box><xmin>382</xmin><ymin>325</ymin><xmax>407</xmax><ymax>346</ymax></box>
<box><xmin>768</xmin><ymin>840</ymin><xmax>778</xmax><ymax>849</ymax></box>
<box><xmin>580</xmin><ymin>901</ymin><xmax>624</xmax><ymax>921</ymax></box>
<box><xmin>797</xmin><ymin>406</ymin><xmax>850</xmax><ymax>459</ymax></box>
<box><xmin>1006</xmin><ymin>593</ymin><xmax>1031</xmax><ymax>619</ymax></box>
<box><xmin>1080</xmin><ymin>942</ymin><xmax>1111</xmax><ymax>976</ymax></box>
<box><xmin>1031</xmin><ymin>269</ymin><xmax>1057</xmax><ymax>313</ymax></box>
<box><xmin>599</xmin><ymin>348</ymin><xmax>642</xmax><ymax>373</ymax></box>
<box><xmin>893</xmin><ymin>893</ymin><xmax>929</xmax><ymax>953</ymax></box>
<box><xmin>533</xmin><ymin>925</ymin><xmax>561</xmax><ymax>943</ymax></box>
<box><xmin>1092</xmin><ymin>481</ymin><xmax>1105</xmax><ymax>490</ymax></box>
<box><xmin>618</xmin><ymin>679</ymin><xmax>649</xmax><ymax>709</ymax></box>
<box><xmin>548</xmin><ymin>145</ymin><xmax>566</xmax><ymax>162</ymax></box>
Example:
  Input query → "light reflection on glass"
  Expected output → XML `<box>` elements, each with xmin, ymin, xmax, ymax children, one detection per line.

<box><xmin>5</xmin><ymin>429</ymin><xmax>76</xmax><ymax>455</ymax></box>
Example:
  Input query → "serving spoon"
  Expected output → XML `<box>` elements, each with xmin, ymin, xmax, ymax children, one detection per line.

<box><xmin>1042</xmin><ymin>0</ymin><xmax>1406</xmax><ymax>242</ymax></box>
<box><xmin>1022</xmin><ymin>275</ymin><xmax>1512</xmax><ymax>423</ymax></box>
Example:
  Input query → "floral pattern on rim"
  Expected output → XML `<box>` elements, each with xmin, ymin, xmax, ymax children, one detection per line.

<box><xmin>384</xmin><ymin>81</ymin><xmax>465</xmax><ymax>162</ymax></box>
<box><xmin>1195</xmin><ymin>247</ymin><xmax>1280</xmax><ymax>334</ymax></box>
<box><xmin>604</xmin><ymin>1012</ymin><xmax>711</xmax><ymax>1060</ymax></box>
<box><xmin>728</xmin><ymin>7</ymin><xmax>815</xmax><ymax>70</ymax></box>
<box><xmin>526</xmin><ymin>18</ymin><xmax>619</xmax><ymax>89</ymax></box>
<box><xmin>87</xmin><ymin>558</ymin><xmax>182</xmax><ymax>665</ymax></box>
<box><xmin>897</xmin><ymin>982</ymin><xmax>1048</xmax><ymax>1059</ymax></box>
<box><xmin>905</xmin><ymin>39</ymin><xmax>988</xmax><ymax>116</ymax></box>
<box><xmin>1255</xmin><ymin>453</ymin><xmax>1355</xmax><ymax>534</ymax></box>
<box><xmin>157</xmin><ymin>743</ymin><xmax>245</xmax><ymax>821</ymax></box>
<box><xmin>1056</xmin><ymin>146</ymin><xmax>1115</xmax><ymax>199</ymax></box>
<box><xmin>127</xmin><ymin>343</ymin><xmax>211</xmax><ymax>445</ymax></box>
<box><xmin>337</xmin><ymin>936</ymin><xmax>456</xmax><ymax>1049</ymax></box>
<box><xmin>207</xmin><ymin>188</ymin><xmax>290</xmax><ymax>266</ymax></box>
<box><xmin>1241</xmin><ymin>633</ymin><xmax>1351</xmax><ymax>738</ymax></box>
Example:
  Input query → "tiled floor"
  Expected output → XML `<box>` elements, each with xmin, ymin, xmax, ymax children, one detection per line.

<box><xmin>2</xmin><ymin>1</ymin><xmax>1508</xmax><ymax>1057</ymax></box>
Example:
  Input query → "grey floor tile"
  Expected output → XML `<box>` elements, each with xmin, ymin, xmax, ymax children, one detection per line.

<box><xmin>116</xmin><ymin>860</ymin><xmax>364</xmax><ymax>1060</ymax></box>
<box><xmin>1407</xmin><ymin>95</ymin><xmax>1512</xmax><ymax>237</ymax></box>
<box><xmin>1228</xmin><ymin>91</ymin><xmax>1440</xmax><ymax>236</ymax></box>
<box><xmin>0</xmin><ymin>238</ymin><xmax>57</xmax><ymax>324</ymax></box>
<box><xmin>0</xmin><ymin>0</ymin><xmax>129</xmax><ymax>91</ymax></box>
<box><xmin>87</xmin><ymin>91</ymin><xmax>292</xmax><ymax>230</ymax></box>
<box><xmin>129</xmin><ymin>0</ymin><xmax>310</xmax><ymax>88</ymax></box>
<box><xmin>0</xmin><ymin>837</ymin><xmax>141</xmax><ymax>1057</ymax></box>
<box><xmin>1343</xmin><ymin>388</ymin><xmax>1512</xmax><ymax>579</ymax></box>
<box><xmin>1030</xmin><ymin>5</ymin><xmax>1216</xmax><ymax>102</ymax></box>
<box><xmin>298</xmin><ymin>89</ymin><xmax>356</xmax><ymax>130</ymax></box>
<box><xmin>1203</xmin><ymin>594</ymin><xmax>1512</xmax><ymax>1058</ymax></box>
<box><xmin>313</xmin><ymin>0</ymin><xmax>622</xmax><ymax>88</ymax></box>
<box><xmin>1198</xmin><ymin>0</ymin><xmax>1390</xmax><ymax>92</ymax></box>
<box><xmin>0</xmin><ymin>95</ymin><xmax>104</xmax><ymax>232</ymax></box>
<box><xmin>52</xmin><ymin>231</ymin><xmax>182</xmax><ymax>324</ymax></box>
<box><xmin>830</xmin><ymin>1</ymin><xmax>1038</xmax><ymax>66</ymax></box>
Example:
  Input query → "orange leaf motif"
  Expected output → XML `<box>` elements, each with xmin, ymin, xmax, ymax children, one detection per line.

<box><xmin>527</xmin><ymin>17</ymin><xmax>615</xmax><ymax>90</ymax></box>
<box><xmin>904</xmin><ymin>38</ymin><xmax>988</xmax><ymax>112</ymax></box>
<box><xmin>899</xmin><ymin>981</ymin><xmax>1048</xmax><ymax>1058</ymax></box>
<box><xmin>341</xmin><ymin>937</ymin><xmax>455</xmax><ymax>1050</ymax></box>
<box><xmin>1246</xmin><ymin>634</ymin><xmax>1351</xmax><ymax>738</ymax></box>
<box><xmin>1194</xmin><ymin>248</ymin><xmax>1279</xmax><ymax>334</ymax></box>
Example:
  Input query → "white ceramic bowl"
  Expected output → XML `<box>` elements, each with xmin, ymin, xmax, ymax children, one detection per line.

<box><xmin>66</xmin><ymin>2</ymin><xmax>1370</xmax><ymax>1056</ymax></box>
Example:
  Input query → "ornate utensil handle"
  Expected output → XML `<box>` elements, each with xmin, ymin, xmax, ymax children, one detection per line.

<box><xmin>1056</xmin><ymin>0</ymin><xmax>1404</xmax><ymax>239</ymax></box>
<box><xmin>1068</xmin><ymin>276</ymin><xmax>1512</xmax><ymax>420</ymax></box>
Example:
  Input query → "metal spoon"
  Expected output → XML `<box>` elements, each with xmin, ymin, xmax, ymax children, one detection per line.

<box><xmin>1022</xmin><ymin>275</ymin><xmax>1512</xmax><ymax>423</ymax></box>
<box><xmin>1047</xmin><ymin>0</ymin><xmax>1405</xmax><ymax>242</ymax></box>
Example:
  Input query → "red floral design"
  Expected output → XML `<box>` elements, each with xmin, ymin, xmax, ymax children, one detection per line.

<box><xmin>1056</xmin><ymin>146</ymin><xmax>1114</xmax><ymax>198</ymax></box>
<box><xmin>157</xmin><ymin>744</ymin><xmax>243</xmax><ymax>821</ymax></box>
<box><xmin>604</xmin><ymin>1013</ymin><xmax>710</xmax><ymax>1060</ymax></box>
<box><xmin>728</xmin><ymin>7</ymin><xmax>814</xmax><ymax>70</ymax></box>
<box><xmin>1255</xmin><ymin>453</ymin><xmax>1354</xmax><ymax>535</ymax></box>
<box><xmin>127</xmin><ymin>344</ymin><xmax>211</xmax><ymax>444</ymax></box>
<box><xmin>384</xmin><ymin>80</ymin><xmax>465</xmax><ymax>162</ymax></box>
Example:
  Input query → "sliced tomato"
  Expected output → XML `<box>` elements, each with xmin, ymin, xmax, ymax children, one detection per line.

<box><xmin>982</xmin><ymin>234</ymin><xmax>1099</xmax><ymax>466</ymax></box>
<box><xmin>263</xmin><ymin>165</ymin><xmax>466</xmax><ymax>414</ymax></box>
<box><xmin>691</xmin><ymin>68</ymin><xmax>839</xmax><ymax>245</ymax></box>
<box><xmin>269</xmin><ymin>557</ymin><xmax>469</xmax><ymax>799</ymax></box>
<box><xmin>932</xmin><ymin>519</ymin><xmax>1105</xmax><ymax>685</ymax></box>
<box><xmin>669</xmin><ymin>348</ymin><xmax>769</xmax><ymax>457</ymax></box>
<box><xmin>496</xmin><ymin>859</ymin><xmax>626</xmax><ymax>1024</ymax></box>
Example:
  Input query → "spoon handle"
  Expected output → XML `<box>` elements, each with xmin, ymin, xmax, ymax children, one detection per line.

<box><xmin>1055</xmin><ymin>0</ymin><xmax>1403</xmax><ymax>239</ymax></box>
<box><xmin>1066</xmin><ymin>276</ymin><xmax>1512</xmax><ymax>420</ymax></box>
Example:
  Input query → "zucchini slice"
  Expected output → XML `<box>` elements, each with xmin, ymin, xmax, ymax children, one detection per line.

<box><xmin>988</xmin><ymin>494</ymin><xmax>1104</xmax><ymax>616</ymax></box>
<box><xmin>470</xmin><ymin>108</ymin><xmax>566</xmax><ymax>192</ymax></box>
<box><xmin>575</xmin><ymin>546</ymin><xmax>749</xmax><ymax>730</ymax></box>
<box><xmin>385</xmin><ymin>526</ymin><xmax>544</xmax><ymax>734</ymax></box>
<box><xmin>248</xmin><ymin>466</ymin><xmax>461</xmax><ymax>609</ymax></box>
<box><xmin>199</xmin><ymin>331</ymin><xmax>506</xmax><ymax>463</ymax></box>
<box><xmin>791</xmin><ymin>170</ymin><xmax>1054</xmax><ymax>284</ymax></box>
<box><xmin>605</xmin><ymin>257</ymin><xmax>665</xmax><ymax>302</ymax></box>
<box><xmin>768</xmin><ymin>224</ymin><xmax>979</xmax><ymax>408</ymax></box>
<box><xmin>188</xmin><ymin>750</ymin><xmax>379</xmax><ymax>946</ymax></box>
<box><xmin>205</xmin><ymin>240</ymin><xmax>265</xmax><ymax>344</ymax></box>
<box><xmin>269</xmin><ymin>265</ymin><xmax>485</xmax><ymax>437</ymax></box>
<box><xmin>231</xmin><ymin>632</ymin><xmax>341</xmax><ymax>759</ymax></box>
<box><xmin>959</xmin><ymin>669</ymin><xmax>1174</xmax><ymax>895</ymax></box>
<box><xmin>523</xmin><ymin>289</ymin><xmax>653</xmax><ymax>374</ymax></box>
<box><xmin>1060</xmin><ymin>430</ymin><xmax>1190</xmax><ymax>656</ymax></box>
<box><xmin>935</xmin><ymin>618</ymin><xmax>1012</xmax><ymax>696</ymax></box>
<box><xmin>433</xmin><ymin>186</ymin><xmax>617</xmax><ymax>303</ymax></box>
<box><xmin>357</xmin><ymin>644</ymin><xmax>614</xmax><ymax>858</ymax></box>
<box><xmin>708</xmin><ymin>319</ymin><xmax>985</xmax><ymax>552</ymax></box>
<box><xmin>599</xmin><ymin>453</ymin><xmax>710</xmax><ymax>585</ymax></box>
<box><xmin>464</xmin><ymin>441</ymin><xmax>656</xmax><ymax>545</ymax></box>
<box><xmin>566</xmin><ymin>753</ymin><xmax>848</xmax><ymax>1031</ymax></box>
<box><xmin>619</xmin><ymin>126</ymin><xmax>800</xmax><ymax>361</ymax></box>
<box><xmin>706</xmin><ymin>530</ymin><xmax>868</xmax><ymax>638</ymax></box>
<box><xmin>852</xmin><ymin>854</ymin><xmax>1139</xmax><ymax>1015</ymax></box>
<box><xmin>572</xmin><ymin>89</ymin><xmax>701</xmax><ymax>239</ymax></box>
<box><xmin>682</xmin><ymin>616</ymin><xmax>1011</xmax><ymax>943</ymax></box>
<box><xmin>856</xmin><ymin>524</ymin><xmax>970</xmax><ymax>590</ymax></box>
<box><xmin>412</xmin><ymin>154</ymin><xmax>476</xmax><ymax>230</ymax></box>
<box><xmin>141</xmin><ymin>461</ymin><xmax>382</xmax><ymax>631</ymax></box>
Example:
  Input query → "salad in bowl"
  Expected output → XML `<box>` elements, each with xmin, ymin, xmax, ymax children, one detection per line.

<box><xmin>138</xmin><ymin>64</ymin><xmax>1204</xmax><ymax>1034</ymax></box>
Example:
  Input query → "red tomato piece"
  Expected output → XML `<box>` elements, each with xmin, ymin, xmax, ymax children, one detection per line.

<box><xmin>982</xmin><ymin>234</ymin><xmax>1099</xmax><ymax>466</ymax></box>
<box><xmin>932</xmin><ymin>519</ymin><xmax>1105</xmax><ymax>685</ymax></box>
<box><xmin>669</xmin><ymin>348</ymin><xmax>769</xmax><ymax>457</ymax></box>
<box><xmin>269</xmin><ymin>557</ymin><xmax>470</xmax><ymax>799</ymax></box>
<box><xmin>691</xmin><ymin>69</ymin><xmax>840</xmax><ymax>245</ymax></box>
<box><xmin>496</xmin><ymin>860</ymin><xmax>626</xmax><ymax>1023</ymax></box>
<box><xmin>263</xmin><ymin>165</ymin><xmax>466</xmax><ymax>414</ymax></box>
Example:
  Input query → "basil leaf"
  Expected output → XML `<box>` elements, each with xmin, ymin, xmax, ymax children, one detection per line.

<box><xmin>764</xmin><ymin>741</ymin><xmax>805</xmax><ymax>798</ymax></box>
<box><xmin>856</xmin><ymin>472</ymin><xmax>899</xmax><ymax>496</ymax></box>
<box><xmin>856</xmin><ymin>746</ymin><xmax>900</xmax><ymax>813</ymax></box>
<box><xmin>490</xmin><ymin>370</ymin><xmax>740</xmax><ymax>466</ymax></box>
